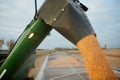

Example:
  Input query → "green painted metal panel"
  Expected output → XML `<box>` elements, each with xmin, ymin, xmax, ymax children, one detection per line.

<box><xmin>12</xmin><ymin>52</ymin><xmax>35</xmax><ymax>80</ymax></box>
<box><xmin>0</xmin><ymin>19</ymin><xmax>52</xmax><ymax>80</ymax></box>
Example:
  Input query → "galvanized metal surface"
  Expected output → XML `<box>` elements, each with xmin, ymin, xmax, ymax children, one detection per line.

<box><xmin>36</xmin><ymin>52</ymin><xmax>120</xmax><ymax>80</ymax></box>
<box><xmin>35</xmin><ymin>56</ymin><xmax>49</xmax><ymax>80</ymax></box>
<box><xmin>36</xmin><ymin>52</ymin><xmax>90</xmax><ymax>80</ymax></box>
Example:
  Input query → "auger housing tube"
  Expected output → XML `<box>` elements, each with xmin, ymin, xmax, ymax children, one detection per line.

<box><xmin>38</xmin><ymin>0</ymin><xmax>95</xmax><ymax>45</ymax></box>
<box><xmin>0</xmin><ymin>19</ymin><xmax>52</xmax><ymax>80</ymax></box>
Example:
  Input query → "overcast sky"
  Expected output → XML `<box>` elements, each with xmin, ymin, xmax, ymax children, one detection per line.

<box><xmin>0</xmin><ymin>0</ymin><xmax>120</xmax><ymax>49</ymax></box>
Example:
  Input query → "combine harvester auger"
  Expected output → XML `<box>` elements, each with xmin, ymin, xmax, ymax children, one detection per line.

<box><xmin>0</xmin><ymin>0</ymin><xmax>116</xmax><ymax>80</ymax></box>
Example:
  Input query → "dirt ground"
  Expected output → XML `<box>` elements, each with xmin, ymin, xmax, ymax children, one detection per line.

<box><xmin>28</xmin><ymin>48</ymin><xmax>120</xmax><ymax>79</ymax></box>
<box><xmin>103</xmin><ymin>49</ymin><xmax>120</xmax><ymax>68</ymax></box>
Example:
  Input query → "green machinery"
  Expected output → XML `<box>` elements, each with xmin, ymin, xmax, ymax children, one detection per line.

<box><xmin>0</xmin><ymin>0</ymin><xmax>116</xmax><ymax>80</ymax></box>
<box><xmin>0</xmin><ymin>19</ymin><xmax>52</xmax><ymax>80</ymax></box>
<box><xmin>0</xmin><ymin>0</ymin><xmax>95</xmax><ymax>79</ymax></box>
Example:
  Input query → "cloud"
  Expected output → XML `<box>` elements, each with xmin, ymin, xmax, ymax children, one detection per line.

<box><xmin>0</xmin><ymin>0</ymin><xmax>120</xmax><ymax>49</ymax></box>
<box><xmin>39</xmin><ymin>29</ymin><xmax>76</xmax><ymax>49</ymax></box>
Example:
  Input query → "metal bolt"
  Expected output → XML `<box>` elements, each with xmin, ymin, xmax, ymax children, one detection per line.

<box><xmin>53</xmin><ymin>18</ymin><xmax>56</xmax><ymax>21</ymax></box>
<box><xmin>62</xmin><ymin>9</ymin><xmax>64</xmax><ymax>11</ymax></box>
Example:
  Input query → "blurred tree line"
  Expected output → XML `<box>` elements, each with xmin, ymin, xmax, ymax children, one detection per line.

<box><xmin>0</xmin><ymin>39</ymin><xmax>4</xmax><ymax>49</ymax></box>
<box><xmin>54</xmin><ymin>47</ymin><xmax>78</xmax><ymax>51</ymax></box>
<box><xmin>0</xmin><ymin>39</ymin><xmax>15</xmax><ymax>50</ymax></box>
